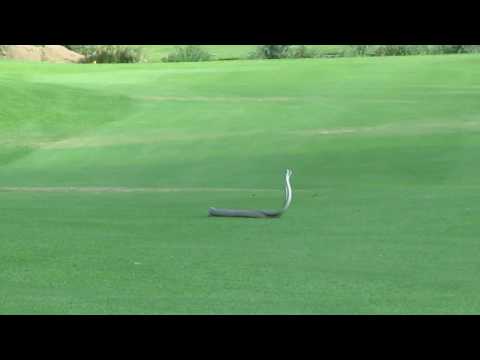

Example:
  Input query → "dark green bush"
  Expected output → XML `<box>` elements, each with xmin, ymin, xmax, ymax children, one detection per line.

<box><xmin>372</xmin><ymin>45</ymin><xmax>413</xmax><ymax>56</ymax></box>
<box><xmin>426</xmin><ymin>45</ymin><xmax>466</xmax><ymax>54</ymax></box>
<box><xmin>249</xmin><ymin>45</ymin><xmax>291</xmax><ymax>59</ymax></box>
<box><xmin>348</xmin><ymin>45</ymin><xmax>434</xmax><ymax>57</ymax></box>
<box><xmin>348</xmin><ymin>45</ymin><xmax>369</xmax><ymax>56</ymax></box>
<box><xmin>462</xmin><ymin>45</ymin><xmax>480</xmax><ymax>53</ymax></box>
<box><xmin>405</xmin><ymin>45</ymin><xmax>431</xmax><ymax>55</ymax></box>
<box><xmin>438</xmin><ymin>45</ymin><xmax>464</xmax><ymax>54</ymax></box>
<box><xmin>76</xmin><ymin>45</ymin><xmax>145</xmax><ymax>63</ymax></box>
<box><xmin>162</xmin><ymin>46</ymin><xmax>212</xmax><ymax>62</ymax></box>
<box><xmin>285</xmin><ymin>45</ymin><xmax>317</xmax><ymax>58</ymax></box>
<box><xmin>249</xmin><ymin>45</ymin><xmax>320</xmax><ymax>59</ymax></box>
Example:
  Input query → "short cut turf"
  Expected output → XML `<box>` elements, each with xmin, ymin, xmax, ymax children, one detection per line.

<box><xmin>1</xmin><ymin>54</ymin><xmax>480</xmax><ymax>314</ymax></box>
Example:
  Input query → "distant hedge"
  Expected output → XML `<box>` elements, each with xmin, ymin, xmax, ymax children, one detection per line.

<box><xmin>64</xmin><ymin>45</ymin><xmax>145</xmax><ymax>63</ymax></box>
<box><xmin>249</xmin><ymin>45</ymin><xmax>318</xmax><ymax>59</ymax></box>
<box><xmin>60</xmin><ymin>45</ymin><xmax>480</xmax><ymax>64</ymax></box>
<box><xmin>347</xmin><ymin>45</ymin><xmax>480</xmax><ymax>57</ymax></box>
<box><xmin>162</xmin><ymin>46</ymin><xmax>212</xmax><ymax>62</ymax></box>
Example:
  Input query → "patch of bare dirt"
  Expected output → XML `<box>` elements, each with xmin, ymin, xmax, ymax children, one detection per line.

<box><xmin>1</xmin><ymin>45</ymin><xmax>84</xmax><ymax>63</ymax></box>
<box><xmin>41</xmin><ymin>45</ymin><xmax>84</xmax><ymax>63</ymax></box>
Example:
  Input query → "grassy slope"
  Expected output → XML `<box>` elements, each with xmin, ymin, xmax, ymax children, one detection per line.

<box><xmin>1</xmin><ymin>55</ymin><xmax>480</xmax><ymax>314</ymax></box>
<box><xmin>140</xmin><ymin>45</ymin><xmax>346</xmax><ymax>62</ymax></box>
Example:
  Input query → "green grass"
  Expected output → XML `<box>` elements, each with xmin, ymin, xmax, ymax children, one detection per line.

<box><xmin>2</xmin><ymin>54</ymin><xmax>480</xmax><ymax>314</ymax></box>
<box><xmin>139</xmin><ymin>45</ymin><xmax>347</xmax><ymax>62</ymax></box>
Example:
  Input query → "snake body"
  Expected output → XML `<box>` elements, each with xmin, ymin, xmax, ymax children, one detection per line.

<box><xmin>208</xmin><ymin>169</ymin><xmax>293</xmax><ymax>218</ymax></box>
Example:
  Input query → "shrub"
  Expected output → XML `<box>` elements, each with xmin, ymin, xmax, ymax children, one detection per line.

<box><xmin>249</xmin><ymin>45</ymin><xmax>291</xmax><ymax>59</ymax></box>
<box><xmin>440</xmin><ymin>45</ymin><xmax>465</xmax><ymax>53</ymax></box>
<box><xmin>372</xmin><ymin>45</ymin><xmax>413</xmax><ymax>56</ymax></box>
<box><xmin>249</xmin><ymin>45</ymin><xmax>320</xmax><ymax>59</ymax></box>
<box><xmin>80</xmin><ymin>45</ymin><xmax>145</xmax><ymax>63</ymax></box>
<box><xmin>462</xmin><ymin>45</ymin><xmax>480</xmax><ymax>53</ymax></box>
<box><xmin>285</xmin><ymin>45</ymin><xmax>317</xmax><ymax>58</ymax></box>
<box><xmin>365</xmin><ymin>45</ymin><xmax>478</xmax><ymax>56</ymax></box>
<box><xmin>162</xmin><ymin>46</ymin><xmax>212</xmax><ymax>62</ymax></box>
<box><xmin>426</xmin><ymin>45</ymin><xmax>465</xmax><ymax>54</ymax></box>
<box><xmin>347</xmin><ymin>45</ymin><xmax>433</xmax><ymax>57</ymax></box>
<box><xmin>348</xmin><ymin>45</ymin><xmax>369</xmax><ymax>56</ymax></box>
<box><xmin>403</xmin><ymin>45</ymin><xmax>430</xmax><ymax>55</ymax></box>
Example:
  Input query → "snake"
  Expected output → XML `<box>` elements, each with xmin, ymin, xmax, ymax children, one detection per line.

<box><xmin>208</xmin><ymin>169</ymin><xmax>293</xmax><ymax>218</ymax></box>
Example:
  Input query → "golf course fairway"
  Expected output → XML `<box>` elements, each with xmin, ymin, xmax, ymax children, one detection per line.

<box><xmin>1</xmin><ymin>54</ymin><xmax>480</xmax><ymax>314</ymax></box>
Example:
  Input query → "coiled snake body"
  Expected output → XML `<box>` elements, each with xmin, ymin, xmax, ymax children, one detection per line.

<box><xmin>208</xmin><ymin>169</ymin><xmax>293</xmax><ymax>218</ymax></box>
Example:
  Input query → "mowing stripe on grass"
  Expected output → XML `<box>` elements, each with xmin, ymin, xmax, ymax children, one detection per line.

<box><xmin>135</xmin><ymin>96</ymin><xmax>297</xmax><ymax>102</ymax></box>
<box><xmin>0</xmin><ymin>186</ymin><xmax>311</xmax><ymax>194</ymax></box>
<box><xmin>7</xmin><ymin>120</ymin><xmax>480</xmax><ymax>152</ymax></box>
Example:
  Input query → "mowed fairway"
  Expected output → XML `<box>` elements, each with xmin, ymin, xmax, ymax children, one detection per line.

<box><xmin>1</xmin><ymin>55</ymin><xmax>480</xmax><ymax>314</ymax></box>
